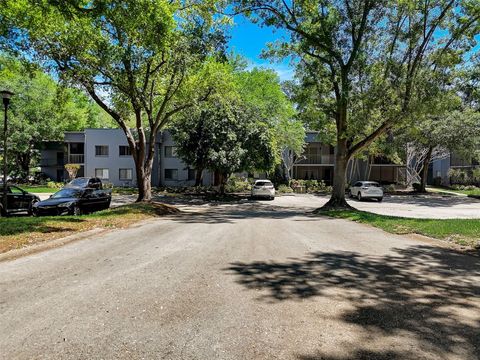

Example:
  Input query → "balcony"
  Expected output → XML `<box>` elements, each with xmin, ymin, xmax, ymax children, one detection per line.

<box><xmin>297</xmin><ymin>154</ymin><xmax>334</xmax><ymax>165</ymax></box>
<box><xmin>68</xmin><ymin>154</ymin><xmax>84</xmax><ymax>164</ymax></box>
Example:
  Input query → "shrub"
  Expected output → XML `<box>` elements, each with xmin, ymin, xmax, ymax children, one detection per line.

<box><xmin>225</xmin><ymin>176</ymin><xmax>251</xmax><ymax>193</ymax></box>
<box><xmin>288</xmin><ymin>179</ymin><xmax>331</xmax><ymax>193</ymax></box>
<box><xmin>412</xmin><ymin>182</ymin><xmax>422</xmax><ymax>192</ymax></box>
<box><xmin>289</xmin><ymin>179</ymin><xmax>305</xmax><ymax>188</ymax></box>
<box><xmin>383</xmin><ymin>184</ymin><xmax>396</xmax><ymax>193</ymax></box>
<box><xmin>102</xmin><ymin>182</ymin><xmax>114</xmax><ymax>189</ymax></box>
<box><xmin>448</xmin><ymin>168</ymin><xmax>471</xmax><ymax>185</ymax></box>
<box><xmin>46</xmin><ymin>181</ymin><xmax>63</xmax><ymax>189</ymax></box>
<box><xmin>472</xmin><ymin>168</ymin><xmax>480</xmax><ymax>185</ymax></box>
<box><xmin>277</xmin><ymin>184</ymin><xmax>293</xmax><ymax>193</ymax></box>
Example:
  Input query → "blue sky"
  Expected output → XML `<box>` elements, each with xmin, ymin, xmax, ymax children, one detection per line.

<box><xmin>227</xmin><ymin>16</ymin><xmax>480</xmax><ymax>81</ymax></box>
<box><xmin>227</xmin><ymin>15</ymin><xmax>295</xmax><ymax>81</ymax></box>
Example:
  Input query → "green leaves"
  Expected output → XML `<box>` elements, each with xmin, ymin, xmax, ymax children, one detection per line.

<box><xmin>171</xmin><ymin>64</ymin><xmax>300</xmax><ymax>177</ymax></box>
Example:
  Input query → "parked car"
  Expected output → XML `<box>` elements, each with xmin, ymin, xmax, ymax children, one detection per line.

<box><xmin>65</xmin><ymin>177</ymin><xmax>103</xmax><ymax>190</ymax></box>
<box><xmin>349</xmin><ymin>181</ymin><xmax>383</xmax><ymax>201</ymax></box>
<box><xmin>33</xmin><ymin>187</ymin><xmax>111</xmax><ymax>216</ymax></box>
<box><xmin>0</xmin><ymin>185</ymin><xmax>41</xmax><ymax>216</ymax></box>
<box><xmin>251</xmin><ymin>180</ymin><xmax>275</xmax><ymax>200</ymax></box>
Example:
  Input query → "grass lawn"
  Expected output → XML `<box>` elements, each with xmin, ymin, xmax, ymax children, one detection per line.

<box><xmin>18</xmin><ymin>185</ymin><xmax>57</xmax><ymax>193</ymax></box>
<box><xmin>0</xmin><ymin>202</ymin><xmax>178</xmax><ymax>254</ymax></box>
<box><xmin>321</xmin><ymin>209</ymin><xmax>480</xmax><ymax>249</ymax></box>
<box><xmin>428</xmin><ymin>186</ymin><xmax>480</xmax><ymax>197</ymax></box>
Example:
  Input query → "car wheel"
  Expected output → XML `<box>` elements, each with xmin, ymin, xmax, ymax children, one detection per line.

<box><xmin>357</xmin><ymin>192</ymin><xmax>362</xmax><ymax>201</ymax></box>
<box><xmin>378</xmin><ymin>197</ymin><xmax>383</xmax><ymax>202</ymax></box>
<box><xmin>72</xmin><ymin>205</ymin><xmax>82</xmax><ymax>216</ymax></box>
<box><xmin>348</xmin><ymin>190</ymin><xmax>353</xmax><ymax>198</ymax></box>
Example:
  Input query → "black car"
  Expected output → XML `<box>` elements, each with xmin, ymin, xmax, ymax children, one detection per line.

<box><xmin>0</xmin><ymin>185</ymin><xmax>41</xmax><ymax>216</ymax></box>
<box><xmin>65</xmin><ymin>177</ymin><xmax>103</xmax><ymax>190</ymax></box>
<box><xmin>33</xmin><ymin>187</ymin><xmax>111</xmax><ymax>216</ymax></box>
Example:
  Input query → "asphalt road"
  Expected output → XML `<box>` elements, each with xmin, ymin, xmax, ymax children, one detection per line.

<box><xmin>1</xmin><ymin>200</ymin><xmax>479</xmax><ymax>359</ymax></box>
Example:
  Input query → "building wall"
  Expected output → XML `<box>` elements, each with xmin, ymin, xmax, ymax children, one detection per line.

<box><xmin>40</xmin><ymin>129</ymin><xmax>216</xmax><ymax>187</ymax></box>
<box><xmin>431</xmin><ymin>157</ymin><xmax>451</xmax><ymax>185</ymax></box>
<box><xmin>82</xmin><ymin>129</ymin><xmax>138</xmax><ymax>186</ymax></box>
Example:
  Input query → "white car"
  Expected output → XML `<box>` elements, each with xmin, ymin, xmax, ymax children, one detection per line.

<box><xmin>251</xmin><ymin>180</ymin><xmax>275</xmax><ymax>200</ymax></box>
<box><xmin>349</xmin><ymin>181</ymin><xmax>383</xmax><ymax>202</ymax></box>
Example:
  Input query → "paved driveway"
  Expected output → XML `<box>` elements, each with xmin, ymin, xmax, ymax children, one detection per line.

<box><xmin>1</xmin><ymin>201</ymin><xmax>479</xmax><ymax>359</ymax></box>
<box><xmin>271</xmin><ymin>193</ymin><xmax>480</xmax><ymax>219</ymax></box>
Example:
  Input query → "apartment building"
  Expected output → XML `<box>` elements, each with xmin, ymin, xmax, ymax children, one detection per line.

<box><xmin>40</xmin><ymin>129</ymin><xmax>214</xmax><ymax>187</ymax></box>
<box><xmin>431</xmin><ymin>152</ymin><xmax>479</xmax><ymax>185</ymax></box>
<box><xmin>40</xmin><ymin>129</ymin><xmax>408</xmax><ymax>187</ymax></box>
<box><xmin>293</xmin><ymin>132</ymin><xmax>406</xmax><ymax>185</ymax></box>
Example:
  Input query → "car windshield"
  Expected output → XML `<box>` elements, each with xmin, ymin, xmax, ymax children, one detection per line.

<box><xmin>255</xmin><ymin>181</ymin><xmax>273</xmax><ymax>186</ymax></box>
<box><xmin>51</xmin><ymin>188</ymin><xmax>83</xmax><ymax>199</ymax></box>
<box><xmin>363</xmin><ymin>182</ymin><xmax>380</xmax><ymax>187</ymax></box>
<box><xmin>67</xmin><ymin>178</ymin><xmax>89</xmax><ymax>187</ymax></box>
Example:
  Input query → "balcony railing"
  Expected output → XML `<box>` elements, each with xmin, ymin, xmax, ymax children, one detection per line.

<box><xmin>68</xmin><ymin>154</ymin><xmax>84</xmax><ymax>164</ymax></box>
<box><xmin>297</xmin><ymin>154</ymin><xmax>335</xmax><ymax>165</ymax></box>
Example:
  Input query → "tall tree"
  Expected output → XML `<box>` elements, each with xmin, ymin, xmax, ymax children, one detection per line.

<box><xmin>234</xmin><ymin>0</ymin><xmax>480</xmax><ymax>209</ymax></box>
<box><xmin>1</xmin><ymin>0</ymin><xmax>226</xmax><ymax>201</ymax></box>
<box><xmin>171</xmin><ymin>66</ymin><xmax>297</xmax><ymax>189</ymax></box>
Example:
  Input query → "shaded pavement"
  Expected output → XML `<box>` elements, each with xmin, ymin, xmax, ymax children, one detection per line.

<box><xmin>0</xmin><ymin>201</ymin><xmax>479</xmax><ymax>359</ymax></box>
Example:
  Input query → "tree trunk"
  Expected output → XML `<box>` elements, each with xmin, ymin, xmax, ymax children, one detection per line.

<box><xmin>419</xmin><ymin>146</ymin><xmax>433</xmax><ymax>193</ymax></box>
<box><xmin>219</xmin><ymin>172</ymin><xmax>228</xmax><ymax>195</ymax></box>
<box><xmin>195</xmin><ymin>167</ymin><xmax>204</xmax><ymax>187</ymax></box>
<box><xmin>16</xmin><ymin>152</ymin><xmax>31</xmax><ymax>181</ymax></box>
<box><xmin>319</xmin><ymin>139</ymin><xmax>352</xmax><ymax>210</ymax></box>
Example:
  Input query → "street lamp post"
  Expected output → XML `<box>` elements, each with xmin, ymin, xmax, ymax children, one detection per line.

<box><xmin>1</xmin><ymin>90</ymin><xmax>14</xmax><ymax>215</ymax></box>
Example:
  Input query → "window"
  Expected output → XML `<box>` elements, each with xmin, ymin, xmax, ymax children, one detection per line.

<box><xmin>95</xmin><ymin>145</ymin><xmax>109</xmax><ymax>156</ymax></box>
<box><xmin>119</xmin><ymin>146</ymin><xmax>131</xmax><ymax>156</ymax></box>
<box><xmin>164</xmin><ymin>169</ymin><xmax>178</xmax><ymax>180</ymax></box>
<box><xmin>188</xmin><ymin>168</ymin><xmax>196</xmax><ymax>181</ymax></box>
<box><xmin>95</xmin><ymin>168</ymin><xmax>109</xmax><ymax>179</ymax></box>
<box><xmin>119</xmin><ymin>168</ymin><xmax>133</xmax><ymax>181</ymax></box>
<box><xmin>164</xmin><ymin>146</ymin><xmax>177</xmax><ymax>158</ymax></box>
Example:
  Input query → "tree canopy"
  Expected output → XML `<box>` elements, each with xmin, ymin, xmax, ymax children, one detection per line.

<box><xmin>1</xmin><ymin>0</ymin><xmax>229</xmax><ymax>200</ymax></box>
<box><xmin>171</xmin><ymin>65</ymin><xmax>303</xmax><ymax>187</ymax></box>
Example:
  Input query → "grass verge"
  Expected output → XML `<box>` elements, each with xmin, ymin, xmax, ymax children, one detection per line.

<box><xmin>18</xmin><ymin>186</ymin><xmax>56</xmax><ymax>193</ymax></box>
<box><xmin>428</xmin><ymin>186</ymin><xmax>480</xmax><ymax>197</ymax></box>
<box><xmin>321</xmin><ymin>209</ymin><xmax>480</xmax><ymax>249</ymax></box>
<box><xmin>0</xmin><ymin>202</ymin><xmax>178</xmax><ymax>254</ymax></box>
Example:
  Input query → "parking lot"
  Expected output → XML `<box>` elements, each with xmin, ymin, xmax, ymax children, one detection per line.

<box><xmin>270</xmin><ymin>194</ymin><xmax>480</xmax><ymax>219</ymax></box>
<box><xmin>34</xmin><ymin>191</ymin><xmax>480</xmax><ymax>219</ymax></box>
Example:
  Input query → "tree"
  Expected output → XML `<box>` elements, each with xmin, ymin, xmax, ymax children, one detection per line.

<box><xmin>0</xmin><ymin>55</ymin><xmax>113</xmax><ymax>179</ymax></box>
<box><xmin>171</xmin><ymin>66</ymin><xmax>290</xmax><ymax>191</ymax></box>
<box><xmin>234</xmin><ymin>0</ymin><xmax>480</xmax><ymax>209</ymax></box>
<box><xmin>405</xmin><ymin>110</ymin><xmax>480</xmax><ymax>192</ymax></box>
<box><xmin>235</xmin><ymin>68</ymin><xmax>304</xmax><ymax>181</ymax></box>
<box><xmin>2</xmin><ymin>0</ymin><xmax>226</xmax><ymax>201</ymax></box>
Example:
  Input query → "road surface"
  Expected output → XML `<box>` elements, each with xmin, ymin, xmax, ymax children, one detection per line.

<box><xmin>1</xmin><ymin>200</ymin><xmax>479</xmax><ymax>359</ymax></box>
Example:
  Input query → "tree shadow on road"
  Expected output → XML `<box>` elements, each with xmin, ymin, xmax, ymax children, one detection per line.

<box><xmin>225</xmin><ymin>245</ymin><xmax>480</xmax><ymax>359</ymax></box>
<box><xmin>164</xmin><ymin>203</ymin><xmax>319</xmax><ymax>224</ymax></box>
